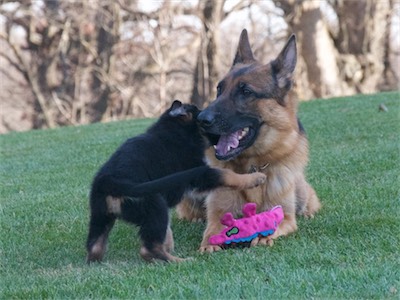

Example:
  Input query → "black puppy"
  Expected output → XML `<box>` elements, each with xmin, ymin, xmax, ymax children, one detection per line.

<box><xmin>86</xmin><ymin>100</ymin><xmax>266</xmax><ymax>263</ymax></box>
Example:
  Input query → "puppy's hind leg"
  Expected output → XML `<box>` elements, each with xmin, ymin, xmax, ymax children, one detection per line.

<box><xmin>138</xmin><ymin>196</ymin><xmax>186</xmax><ymax>263</ymax></box>
<box><xmin>164</xmin><ymin>224</ymin><xmax>174</xmax><ymax>253</ymax></box>
<box><xmin>86</xmin><ymin>207</ymin><xmax>116</xmax><ymax>263</ymax></box>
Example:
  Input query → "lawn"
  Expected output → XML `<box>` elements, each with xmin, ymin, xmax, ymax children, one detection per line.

<box><xmin>1</xmin><ymin>92</ymin><xmax>399</xmax><ymax>299</ymax></box>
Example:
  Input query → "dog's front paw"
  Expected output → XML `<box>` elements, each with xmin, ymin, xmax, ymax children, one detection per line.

<box><xmin>250</xmin><ymin>236</ymin><xmax>274</xmax><ymax>247</ymax></box>
<box><xmin>199</xmin><ymin>245</ymin><xmax>222</xmax><ymax>253</ymax></box>
<box><xmin>190</xmin><ymin>217</ymin><xmax>205</xmax><ymax>223</ymax></box>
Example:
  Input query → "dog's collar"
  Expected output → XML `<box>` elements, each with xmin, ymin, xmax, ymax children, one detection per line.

<box><xmin>249</xmin><ymin>163</ymin><xmax>270</xmax><ymax>173</ymax></box>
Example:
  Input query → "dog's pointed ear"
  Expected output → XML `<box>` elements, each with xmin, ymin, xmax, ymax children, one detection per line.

<box><xmin>232</xmin><ymin>29</ymin><xmax>255</xmax><ymax>66</ymax></box>
<box><xmin>271</xmin><ymin>34</ymin><xmax>297</xmax><ymax>89</ymax></box>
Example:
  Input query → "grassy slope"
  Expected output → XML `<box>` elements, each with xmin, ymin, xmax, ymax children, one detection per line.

<box><xmin>0</xmin><ymin>92</ymin><xmax>399</xmax><ymax>299</ymax></box>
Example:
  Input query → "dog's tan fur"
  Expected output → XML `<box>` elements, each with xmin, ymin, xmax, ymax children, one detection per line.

<box><xmin>177</xmin><ymin>30</ymin><xmax>321</xmax><ymax>252</ymax></box>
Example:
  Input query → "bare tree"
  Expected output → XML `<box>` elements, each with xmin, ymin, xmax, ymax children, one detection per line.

<box><xmin>190</xmin><ymin>0</ymin><xmax>224</xmax><ymax>108</ymax></box>
<box><xmin>190</xmin><ymin>0</ymin><xmax>260</xmax><ymax>108</ymax></box>
<box><xmin>333</xmin><ymin>0</ymin><xmax>397</xmax><ymax>92</ymax></box>
<box><xmin>0</xmin><ymin>1</ymin><xmax>199</xmax><ymax>130</ymax></box>
<box><xmin>0</xmin><ymin>0</ymin><xmax>397</xmax><ymax>133</ymax></box>
<box><xmin>0</xmin><ymin>1</ymin><xmax>120</xmax><ymax>128</ymax></box>
<box><xmin>275</xmin><ymin>0</ymin><xmax>396</xmax><ymax>99</ymax></box>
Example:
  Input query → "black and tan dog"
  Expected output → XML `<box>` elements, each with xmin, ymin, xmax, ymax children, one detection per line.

<box><xmin>86</xmin><ymin>100</ymin><xmax>266</xmax><ymax>263</ymax></box>
<box><xmin>177</xmin><ymin>30</ymin><xmax>321</xmax><ymax>252</ymax></box>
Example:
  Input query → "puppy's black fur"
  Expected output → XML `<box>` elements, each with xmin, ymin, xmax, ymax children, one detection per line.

<box><xmin>86</xmin><ymin>100</ymin><xmax>265</xmax><ymax>263</ymax></box>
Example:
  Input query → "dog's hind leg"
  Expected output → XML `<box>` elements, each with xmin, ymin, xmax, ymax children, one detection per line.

<box><xmin>295</xmin><ymin>176</ymin><xmax>321</xmax><ymax>218</ymax></box>
<box><xmin>304</xmin><ymin>184</ymin><xmax>321</xmax><ymax>218</ymax></box>
<box><xmin>176</xmin><ymin>193</ymin><xmax>207</xmax><ymax>222</ymax></box>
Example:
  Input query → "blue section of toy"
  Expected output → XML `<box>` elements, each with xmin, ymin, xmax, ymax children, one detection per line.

<box><xmin>224</xmin><ymin>229</ymin><xmax>275</xmax><ymax>245</ymax></box>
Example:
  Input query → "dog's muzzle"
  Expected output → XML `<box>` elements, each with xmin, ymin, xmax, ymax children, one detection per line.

<box><xmin>197</xmin><ymin>109</ymin><xmax>262</xmax><ymax>161</ymax></box>
<box><xmin>197</xmin><ymin>110</ymin><xmax>219</xmax><ymax>129</ymax></box>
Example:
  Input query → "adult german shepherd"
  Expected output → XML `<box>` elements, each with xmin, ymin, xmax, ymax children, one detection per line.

<box><xmin>177</xmin><ymin>30</ymin><xmax>321</xmax><ymax>252</ymax></box>
<box><xmin>86</xmin><ymin>100</ymin><xmax>266</xmax><ymax>263</ymax></box>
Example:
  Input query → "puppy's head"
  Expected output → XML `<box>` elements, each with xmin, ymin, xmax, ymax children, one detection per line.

<box><xmin>167</xmin><ymin>100</ymin><xmax>201</xmax><ymax>123</ymax></box>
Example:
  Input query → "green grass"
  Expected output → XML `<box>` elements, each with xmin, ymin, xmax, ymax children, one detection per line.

<box><xmin>1</xmin><ymin>92</ymin><xmax>399</xmax><ymax>299</ymax></box>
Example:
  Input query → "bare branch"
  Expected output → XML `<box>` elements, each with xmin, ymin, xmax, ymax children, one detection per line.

<box><xmin>224</xmin><ymin>0</ymin><xmax>254</xmax><ymax>18</ymax></box>
<box><xmin>0</xmin><ymin>35</ymin><xmax>30</xmax><ymax>83</ymax></box>
<box><xmin>3</xmin><ymin>35</ymin><xmax>56</xmax><ymax>128</ymax></box>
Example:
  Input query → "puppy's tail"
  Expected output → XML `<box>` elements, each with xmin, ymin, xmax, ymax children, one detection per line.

<box><xmin>92</xmin><ymin>166</ymin><xmax>221</xmax><ymax>198</ymax></box>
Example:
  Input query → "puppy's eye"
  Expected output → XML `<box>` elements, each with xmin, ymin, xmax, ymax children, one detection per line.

<box><xmin>216</xmin><ymin>85</ymin><xmax>222</xmax><ymax>97</ymax></box>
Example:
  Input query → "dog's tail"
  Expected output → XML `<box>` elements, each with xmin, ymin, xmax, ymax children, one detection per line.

<box><xmin>92</xmin><ymin>166</ymin><xmax>221</xmax><ymax>198</ymax></box>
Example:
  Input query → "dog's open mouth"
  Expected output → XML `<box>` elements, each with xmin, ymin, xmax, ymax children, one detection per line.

<box><xmin>210</xmin><ymin>126</ymin><xmax>258</xmax><ymax>161</ymax></box>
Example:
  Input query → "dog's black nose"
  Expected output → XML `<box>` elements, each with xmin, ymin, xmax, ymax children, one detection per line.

<box><xmin>197</xmin><ymin>110</ymin><xmax>217</xmax><ymax>127</ymax></box>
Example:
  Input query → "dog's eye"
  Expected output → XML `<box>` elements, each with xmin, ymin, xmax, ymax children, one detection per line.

<box><xmin>240</xmin><ymin>84</ymin><xmax>253</xmax><ymax>96</ymax></box>
<box><xmin>243</xmin><ymin>88</ymin><xmax>253</xmax><ymax>96</ymax></box>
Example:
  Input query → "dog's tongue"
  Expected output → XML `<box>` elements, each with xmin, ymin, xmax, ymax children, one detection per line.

<box><xmin>215</xmin><ymin>130</ymin><xmax>241</xmax><ymax>156</ymax></box>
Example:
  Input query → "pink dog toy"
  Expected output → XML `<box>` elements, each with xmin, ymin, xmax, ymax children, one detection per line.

<box><xmin>209</xmin><ymin>203</ymin><xmax>284</xmax><ymax>246</ymax></box>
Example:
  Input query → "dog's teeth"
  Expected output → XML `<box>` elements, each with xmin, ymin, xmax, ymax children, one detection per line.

<box><xmin>227</xmin><ymin>146</ymin><xmax>231</xmax><ymax>152</ymax></box>
<box><xmin>239</xmin><ymin>127</ymin><xmax>249</xmax><ymax>140</ymax></box>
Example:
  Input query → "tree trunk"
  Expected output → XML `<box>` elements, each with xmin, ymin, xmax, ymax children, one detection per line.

<box><xmin>278</xmin><ymin>0</ymin><xmax>351</xmax><ymax>99</ymax></box>
<box><xmin>90</xmin><ymin>3</ymin><xmax>119</xmax><ymax>122</ymax></box>
<box><xmin>277</xmin><ymin>0</ymin><xmax>393</xmax><ymax>99</ymax></box>
<box><xmin>334</xmin><ymin>0</ymin><xmax>393</xmax><ymax>93</ymax></box>
<box><xmin>379</xmin><ymin>0</ymin><xmax>399</xmax><ymax>91</ymax></box>
<box><xmin>190</xmin><ymin>0</ymin><xmax>224</xmax><ymax>108</ymax></box>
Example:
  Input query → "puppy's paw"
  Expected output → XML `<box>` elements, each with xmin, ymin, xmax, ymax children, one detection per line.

<box><xmin>248</xmin><ymin>172</ymin><xmax>266</xmax><ymax>188</ymax></box>
<box><xmin>169</xmin><ymin>256</ymin><xmax>193</xmax><ymax>263</ymax></box>
<box><xmin>199</xmin><ymin>245</ymin><xmax>222</xmax><ymax>253</ymax></box>
<box><xmin>140</xmin><ymin>245</ymin><xmax>188</xmax><ymax>263</ymax></box>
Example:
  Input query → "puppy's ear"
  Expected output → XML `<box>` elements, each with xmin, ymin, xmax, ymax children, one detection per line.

<box><xmin>232</xmin><ymin>29</ymin><xmax>255</xmax><ymax>67</ymax></box>
<box><xmin>170</xmin><ymin>100</ymin><xmax>182</xmax><ymax>110</ymax></box>
<box><xmin>271</xmin><ymin>34</ymin><xmax>297</xmax><ymax>90</ymax></box>
<box><xmin>169</xmin><ymin>100</ymin><xmax>188</xmax><ymax>117</ymax></box>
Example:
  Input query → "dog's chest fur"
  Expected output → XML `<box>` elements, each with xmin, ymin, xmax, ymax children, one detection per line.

<box><xmin>205</xmin><ymin>131</ymin><xmax>307</xmax><ymax>211</ymax></box>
